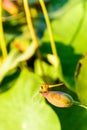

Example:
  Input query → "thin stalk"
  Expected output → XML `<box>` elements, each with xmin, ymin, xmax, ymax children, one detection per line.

<box><xmin>73</xmin><ymin>100</ymin><xmax>87</xmax><ymax>109</ymax></box>
<box><xmin>23</xmin><ymin>0</ymin><xmax>47</xmax><ymax>83</ymax></box>
<box><xmin>49</xmin><ymin>83</ymin><xmax>63</xmax><ymax>88</ymax></box>
<box><xmin>23</xmin><ymin>0</ymin><xmax>38</xmax><ymax>49</ymax></box>
<box><xmin>0</xmin><ymin>0</ymin><xmax>7</xmax><ymax>58</ymax></box>
<box><xmin>39</xmin><ymin>0</ymin><xmax>59</xmax><ymax>65</ymax></box>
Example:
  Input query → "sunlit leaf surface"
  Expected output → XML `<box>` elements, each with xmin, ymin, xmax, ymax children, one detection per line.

<box><xmin>0</xmin><ymin>69</ymin><xmax>61</xmax><ymax>130</ymax></box>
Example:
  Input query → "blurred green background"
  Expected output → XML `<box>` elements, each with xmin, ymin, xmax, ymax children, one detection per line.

<box><xmin>0</xmin><ymin>0</ymin><xmax>87</xmax><ymax>130</ymax></box>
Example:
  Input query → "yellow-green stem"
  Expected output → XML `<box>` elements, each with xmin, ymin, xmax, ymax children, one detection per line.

<box><xmin>49</xmin><ymin>83</ymin><xmax>63</xmax><ymax>88</ymax></box>
<box><xmin>39</xmin><ymin>0</ymin><xmax>59</xmax><ymax>60</ymax></box>
<box><xmin>0</xmin><ymin>0</ymin><xmax>7</xmax><ymax>58</ymax></box>
<box><xmin>23</xmin><ymin>0</ymin><xmax>38</xmax><ymax>49</ymax></box>
<box><xmin>23</xmin><ymin>0</ymin><xmax>48</xmax><ymax>83</ymax></box>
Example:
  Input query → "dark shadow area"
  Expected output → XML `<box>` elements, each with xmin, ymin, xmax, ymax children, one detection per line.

<box><xmin>0</xmin><ymin>69</ymin><xmax>20</xmax><ymax>93</ymax></box>
<box><xmin>40</xmin><ymin>41</ymin><xmax>81</xmax><ymax>87</ymax></box>
<box><xmin>3</xmin><ymin>22</ymin><xmax>23</xmax><ymax>35</ymax></box>
<box><xmin>51</xmin><ymin>104</ymin><xmax>87</xmax><ymax>130</ymax></box>
<box><xmin>55</xmin><ymin>42</ymin><xmax>81</xmax><ymax>77</ymax></box>
<box><xmin>40</xmin><ymin>41</ymin><xmax>81</xmax><ymax>77</ymax></box>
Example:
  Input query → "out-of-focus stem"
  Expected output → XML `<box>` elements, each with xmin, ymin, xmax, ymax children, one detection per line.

<box><xmin>39</xmin><ymin>0</ymin><xmax>59</xmax><ymax>62</ymax></box>
<box><xmin>23</xmin><ymin>0</ymin><xmax>48</xmax><ymax>83</ymax></box>
<box><xmin>23</xmin><ymin>0</ymin><xmax>38</xmax><ymax>49</ymax></box>
<box><xmin>0</xmin><ymin>0</ymin><xmax>7</xmax><ymax>58</ymax></box>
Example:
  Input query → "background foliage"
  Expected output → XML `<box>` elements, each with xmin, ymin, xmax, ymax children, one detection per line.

<box><xmin>0</xmin><ymin>0</ymin><xmax>87</xmax><ymax>130</ymax></box>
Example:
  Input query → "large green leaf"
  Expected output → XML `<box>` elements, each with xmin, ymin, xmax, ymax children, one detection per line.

<box><xmin>41</xmin><ymin>1</ymin><xmax>87</xmax><ymax>89</ymax></box>
<box><xmin>52</xmin><ymin>105</ymin><xmax>87</xmax><ymax>130</ymax></box>
<box><xmin>75</xmin><ymin>54</ymin><xmax>87</xmax><ymax>104</ymax></box>
<box><xmin>0</xmin><ymin>69</ymin><xmax>61</xmax><ymax>130</ymax></box>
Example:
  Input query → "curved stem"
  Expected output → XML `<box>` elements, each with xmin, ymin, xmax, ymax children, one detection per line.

<box><xmin>23</xmin><ymin>0</ymin><xmax>48</xmax><ymax>83</ymax></box>
<box><xmin>23</xmin><ymin>0</ymin><xmax>38</xmax><ymax>49</ymax></box>
<box><xmin>39</xmin><ymin>0</ymin><xmax>60</xmax><ymax>65</ymax></box>
<box><xmin>74</xmin><ymin>100</ymin><xmax>87</xmax><ymax>109</ymax></box>
<box><xmin>0</xmin><ymin>0</ymin><xmax>7</xmax><ymax>58</ymax></box>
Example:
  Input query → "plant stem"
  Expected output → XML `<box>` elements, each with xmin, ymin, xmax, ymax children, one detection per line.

<box><xmin>0</xmin><ymin>0</ymin><xmax>7</xmax><ymax>58</ymax></box>
<box><xmin>23</xmin><ymin>0</ymin><xmax>48</xmax><ymax>83</ymax></box>
<box><xmin>39</xmin><ymin>0</ymin><xmax>59</xmax><ymax>63</ymax></box>
<box><xmin>74</xmin><ymin>100</ymin><xmax>87</xmax><ymax>109</ymax></box>
<box><xmin>49</xmin><ymin>83</ymin><xmax>63</xmax><ymax>88</ymax></box>
<box><xmin>23</xmin><ymin>0</ymin><xmax>38</xmax><ymax>49</ymax></box>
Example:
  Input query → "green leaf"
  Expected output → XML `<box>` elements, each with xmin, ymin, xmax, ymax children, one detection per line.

<box><xmin>0</xmin><ymin>69</ymin><xmax>61</xmax><ymax>130</ymax></box>
<box><xmin>75</xmin><ymin>54</ymin><xmax>87</xmax><ymax>104</ymax></box>
<box><xmin>41</xmin><ymin>1</ymin><xmax>87</xmax><ymax>89</ymax></box>
<box><xmin>52</xmin><ymin>105</ymin><xmax>87</xmax><ymax>130</ymax></box>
